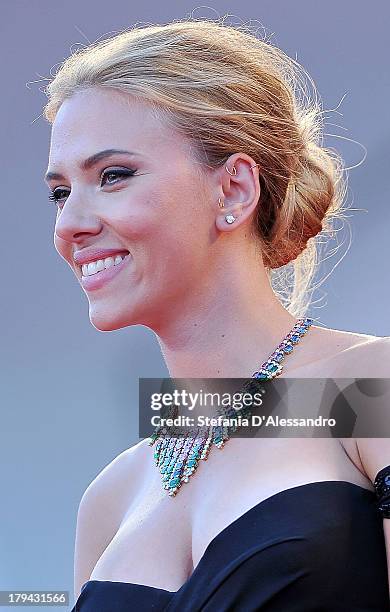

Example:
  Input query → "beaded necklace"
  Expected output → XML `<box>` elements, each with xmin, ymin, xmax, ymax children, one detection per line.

<box><xmin>148</xmin><ymin>317</ymin><xmax>314</xmax><ymax>496</ymax></box>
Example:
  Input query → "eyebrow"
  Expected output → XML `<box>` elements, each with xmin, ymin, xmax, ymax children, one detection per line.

<box><xmin>44</xmin><ymin>149</ymin><xmax>140</xmax><ymax>183</ymax></box>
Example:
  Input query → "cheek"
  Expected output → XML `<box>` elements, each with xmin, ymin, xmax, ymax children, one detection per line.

<box><xmin>111</xmin><ymin>183</ymin><xmax>210</xmax><ymax>269</ymax></box>
<box><xmin>111</xmin><ymin>188</ymin><xmax>191</xmax><ymax>242</ymax></box>
<box><xmin>116</xmin><ymin>204</ymin><xmax>200</xmax><ymax>279</ymax></box>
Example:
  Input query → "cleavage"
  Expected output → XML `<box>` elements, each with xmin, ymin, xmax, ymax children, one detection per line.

<box><xmin>89</xmin><ymin>482</ymin><xmax>195</xmax><ymax>592</ymax></box>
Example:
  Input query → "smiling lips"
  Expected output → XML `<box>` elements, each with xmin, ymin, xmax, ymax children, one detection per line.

<box><xmin>81</xmin><ymin>254</ymin><xmax>128</xmax><ymax>277</ymax></box>
<box><xmin>78</xmin><ymin>251</ymin><xmax>131</xmax><ymax>291</ymax></box>
<box><xmin>73</xmin><ymin>247</ymin><xmax>130</xmax><ymax>275</ymax></box>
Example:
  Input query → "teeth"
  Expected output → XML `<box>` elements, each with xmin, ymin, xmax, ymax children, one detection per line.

<box><xmin>81</xmin><ymin>254</ymin><xmax>128</xmax><ymax>277</ymax></box>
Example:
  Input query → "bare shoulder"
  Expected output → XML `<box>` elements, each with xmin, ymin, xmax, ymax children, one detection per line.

<box><xmin>312</xmin><ymin>327</ymin><xmax>390</xmax><ymax>480</ymax></box>
<box><xmin>310</xmin><ymin>324</ymin><xmax>387</xmax><ymax>348</ymax></box>
<box><xmin>327</xmin><ymin>328</ymin><xmax>390</xmax><ymax>377</ymax></box>
<box><xmin>345</xmin><ymin>334</ymin><xmax>390</xmax><ymax>483</ymax></box>
<box><xmin>348</xmin><ymin>332</ymin><xmax>390</xmax><ymax>366</ymax></box>
<box><xmin>73</xmin><ymin>438</ymin><xmax>150</xmax><ymax>598</ymax></box>
<box><xmin>296</xmin><ymin>324</ymin><xmax>390</xmax><ymax>377</ymax></box>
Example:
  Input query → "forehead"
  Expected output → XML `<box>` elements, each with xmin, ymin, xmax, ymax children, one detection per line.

<box><xmin>48</xmin><ymin>87</ymin><xmax>179</xmax><ymax>164</ymax></box>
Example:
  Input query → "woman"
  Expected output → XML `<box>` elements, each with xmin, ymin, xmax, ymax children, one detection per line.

<box><xmin>42</xmin><ymin>18</ymin><xmax>390</xmax><ymax>611</ymax></box>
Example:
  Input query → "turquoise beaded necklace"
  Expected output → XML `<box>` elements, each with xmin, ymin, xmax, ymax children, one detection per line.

<box><xmin>148</xmin><ymin>317</ymin><xmax>314</xmax><ymax>496</ymax></box>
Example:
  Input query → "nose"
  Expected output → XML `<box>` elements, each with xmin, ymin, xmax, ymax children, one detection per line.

<box><xmin>54</xmin><ymin>195</ymin><xmax>103</xmax><ymax>244</ymax></box>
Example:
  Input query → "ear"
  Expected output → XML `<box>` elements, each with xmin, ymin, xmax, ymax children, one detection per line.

<box><xmin>215</xmin><ymin>153</ymin><xmax>261</xmax><ymax>233</ymax></box>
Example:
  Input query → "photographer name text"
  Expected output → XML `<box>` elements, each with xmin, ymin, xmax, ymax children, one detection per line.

<box><xmin>151</xmin><ymin>415</ymin><xmax>336</xmax><ymax>428</ymax></box>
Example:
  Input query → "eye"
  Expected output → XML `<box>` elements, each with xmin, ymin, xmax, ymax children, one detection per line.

<box><xmin>48</xmin><ymin>188</ymin><xmax>69</xmax><ymax>207</ymax></box>
<box><xmin>100</xmin><ymin>167</ymin><xmax>137</xmax><ymax>186</ymax></box>
<box><xmin>47</xmin><ymin>167</ymin><xmax>137</xmax><ymax>208</ymax></box>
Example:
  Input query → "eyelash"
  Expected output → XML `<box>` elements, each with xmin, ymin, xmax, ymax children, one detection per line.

<box><xmin>48</xmin><ymin>168</ymin><xmax>137</xmax><ymax>206</ymax></box>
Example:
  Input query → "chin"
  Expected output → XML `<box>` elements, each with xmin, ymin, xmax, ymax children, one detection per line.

<box><xmin>88</xmin><ymin>301</ymin><xmax>149</xmax><ymax>332</ymax></box>
<box><xmin>88</xmin><ymin>306</ymin><xmax>132</xmax><ymax>332</ymax></box>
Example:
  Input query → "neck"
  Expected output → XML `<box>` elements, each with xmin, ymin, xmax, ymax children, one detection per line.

<box><xmin>153</xmin><ymin>262</ymin><xmax>300</xmax><ymax>378</ymax></box>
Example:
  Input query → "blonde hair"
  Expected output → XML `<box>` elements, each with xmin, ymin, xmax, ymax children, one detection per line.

<box><xmin>43</xmin><ymin>18</ymin><xmax>348</xmax><ymax>317</ymax></box>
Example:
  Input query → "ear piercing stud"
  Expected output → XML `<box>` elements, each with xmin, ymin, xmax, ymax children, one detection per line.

<box><xmin>225</xmin><ymin>214</ymin><xmax>236</xmax><ymax>224</ymax></box>
<box><xmin>219</xmin><ymin>199</ymin><xmax>236</xmax><ymax>222</ymax></box>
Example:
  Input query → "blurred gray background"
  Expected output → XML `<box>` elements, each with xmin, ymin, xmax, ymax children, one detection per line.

<box><xmin>1</xmin><ymin>0</ymin><xmax>389</xmax><ymax>608</ymax></box>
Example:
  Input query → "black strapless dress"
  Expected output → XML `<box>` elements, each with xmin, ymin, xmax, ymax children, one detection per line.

<box><xmin>71</xmin><ymin>480</ymin><xmax>390</xmax><ymax>611</ymax></box>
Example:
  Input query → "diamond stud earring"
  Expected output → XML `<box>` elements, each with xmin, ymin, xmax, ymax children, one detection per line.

<box><xmin>225</xmin><ymin>214</ymin><xmax>236</xmax><ymax>224</ymax></box>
